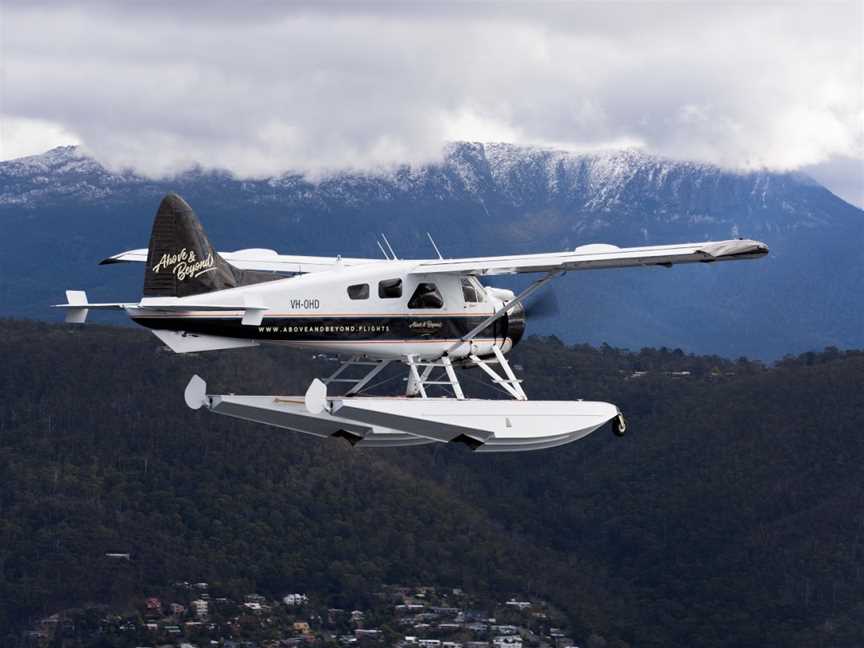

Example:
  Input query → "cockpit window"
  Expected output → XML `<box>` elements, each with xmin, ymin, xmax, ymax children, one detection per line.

<box><xmin>347</xmin><ymin>283</ymin><xmax>369</xmax><ymax>300</ymax></box>
<box><xmin>408</xmin><ymin>282</ymin><xmax>444</xmax><ymax>309</ymax></box>
<box><xmin>378</xmin><ymin>278</ymin><xmax>403</xmax><ymax>299</ymax></box>
<box><xmin>461</xmin><ymin>277</ymin><xmax>485</xmax><ymax>303</ymax></box>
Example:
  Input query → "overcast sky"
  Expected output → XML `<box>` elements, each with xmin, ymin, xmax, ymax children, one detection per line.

<box><xmin>1</xmin><ymin>2</ymin><xmax>862</xmax><ymax>205</ymax></box>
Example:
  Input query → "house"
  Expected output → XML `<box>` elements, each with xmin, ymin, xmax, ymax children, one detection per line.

<box><xmin>431</xmin><ymin>607</ymin><xmax>459</xmax><ymax>617</ymax></box>
<box><xmin>283</xmin><ymin>593</ymin><xmax>308</xmax><ymax>607</ymax></box>
<box><xmin>170</xmin><ymin>603</ymin><xmax>186</xmax><ymax>616</ymax></box>
<box><xmin>491</xmin><ymin>625</ymin><xmax>519</xmax><ymax>636</ymax></box>
<box><xmin>504</xmin><ymin>600</ymin><xmax>531</xmax><ymax>610</ymax></box>
<box><xmin>354</xmin><ymin>629</ymin><xmax>382</xmax><ymax>639</ymax></box>
<box><xmin>293</xmin><ymin>621</ymin><xmax>311</xmax><ymax>634</ymax></box>
<box><xmin>417</xmin><ymin>641</ymin><xmax>441</xmax><ymax>648</ymax></box>
<box><xmin>145</xmin><ymin>597</ymin><xmax>163</xmax><ymax>617</ymax></box>
<box><xmin>492</xmin><ymin>638</ymin><xmax>522</xmax><ymax>648</ymax></box>
<box><xmin>413</xmin><ymin>612</ymin><xmax>439</xmax><ymax>623</ymax></box>
<box><xmin>191</xmin><ymin>599</ymin><xmax>209</xmax><ymax>618</ymax></box>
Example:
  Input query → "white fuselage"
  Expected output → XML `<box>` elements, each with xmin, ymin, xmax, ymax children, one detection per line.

<box><xmin>130</xmin><ymin>262</ymin><xmax>521</xmax><ymax>360</ymax></box>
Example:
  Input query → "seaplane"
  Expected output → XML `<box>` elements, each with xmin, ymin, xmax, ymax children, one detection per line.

<box><xmin>57</xmin><ymin>193</ymin><xmax>768</xmax><ymax>452</ymax></box>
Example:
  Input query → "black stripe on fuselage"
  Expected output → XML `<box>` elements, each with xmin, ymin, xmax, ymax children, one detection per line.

<box><xmin>132</xmin><ymin>315</ymin><xmax>507</xmax><ymax>342</ymax></box>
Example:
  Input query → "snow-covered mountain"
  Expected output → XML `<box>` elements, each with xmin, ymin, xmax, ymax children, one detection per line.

<box><xmin>2</xmin><ymin>143</ymin><xmax>862</xmax><ymax>358</ymax></box>
<box><xmin>0</xmin><ymin>143</ymin><xmax>837</xmax><ymax>226</ymax></box>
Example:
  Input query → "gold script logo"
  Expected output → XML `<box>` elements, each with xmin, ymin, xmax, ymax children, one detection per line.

<box><xmin>409</xmin><ymin>320</ymin><xmax>442</xmax><ymax>331</ymax></box>
<box><xmin>152</xmin><ymin>248</ymin><xmax>216</xmax><ymax>281</ymax></box>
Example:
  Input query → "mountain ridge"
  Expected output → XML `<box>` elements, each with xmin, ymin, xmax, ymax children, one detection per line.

<box><xmin>0</xmin><ymin>143</ymin><xmax>845</xmax><ymax>221</ymax></box>
<box><xmin>1</xmin><ymin>143</ymin><xmax>861</xmax><ymax>358</ymax></box>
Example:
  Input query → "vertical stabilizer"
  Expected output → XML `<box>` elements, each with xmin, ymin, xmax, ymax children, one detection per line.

<box><xmin>143</xmin><ymin>193</ymin><xmax>275</xmax><ymax>297</ymax></box>
<box><xmin>144</xmin><ymin>193</ymin><xmax>239</xmax><ymax>297</ymax></box>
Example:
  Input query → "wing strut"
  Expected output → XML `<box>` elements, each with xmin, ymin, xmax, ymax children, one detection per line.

<box><xmin>447</xmin><ymin>270</ymin><xmax>561</xmax><ymax>353</ymax></box>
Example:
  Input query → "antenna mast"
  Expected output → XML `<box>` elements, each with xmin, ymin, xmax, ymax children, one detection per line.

<box><xmin>376</xmin><ymin>239</ymin><xmax>391</xmax><ymax>260</ymax></box>
<box><xmin>380</xmin><ymin>234</ymin><xmax>398</xmax><ymax>260</ymax></box>
<box><xmin>426</xmin><ymin>232</ymin><xmax>444</xmax><ymax>259</ymax></box>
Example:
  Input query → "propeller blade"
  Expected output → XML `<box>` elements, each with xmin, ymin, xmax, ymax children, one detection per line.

<box><xmin>525</xmin><ymin>289</ymin><xmax>560</xmax><ymax>319</ymax></box>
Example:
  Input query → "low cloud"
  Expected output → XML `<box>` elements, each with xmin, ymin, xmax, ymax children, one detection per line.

<box><xmin>1</xmin><ymin>3</ymin><xmax>861</xmax><ymax>180</ymax></box>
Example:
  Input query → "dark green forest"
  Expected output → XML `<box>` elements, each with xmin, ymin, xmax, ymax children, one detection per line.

<box><xmin>1</xmin><ymin>318</ymin><xmax>863</xmax><ymax>647</ymax></box>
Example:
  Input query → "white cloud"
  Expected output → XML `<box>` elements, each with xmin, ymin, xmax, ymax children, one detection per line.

<box><xmin>0</xmin><ymin>2</ymin><xmax>861</xmax><ymax>180</ymax></box>
<box><xmin>0</xmin><ymin>115</ymin><xmax>80</xmax><ymax>160</ymax></box>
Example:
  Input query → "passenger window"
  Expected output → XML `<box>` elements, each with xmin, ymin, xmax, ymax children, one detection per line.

<box><xmin>347</xmin><ymin>283</ymin><xmax>369</xmax><ymax>300</ymax></box>
<box><xmin>408</xmin><ymin>283</ymin><xmax>444</xmax><ymax>309</ymax></box>
<box><xmin>462</xmin><ymin>277</ymin><xmax>480</xmax><ymax>303</ymax></box>
<box><xmin>378</xmin><ymin>278</ymin><xmax>403</xmax><ymax>299</ymax></box>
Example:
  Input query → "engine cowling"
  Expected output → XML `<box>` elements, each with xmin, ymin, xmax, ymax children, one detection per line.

<box><xmin>505</xmin><ymin>301</ymin><xmax>526</xmax><ymax>348</ymax></box>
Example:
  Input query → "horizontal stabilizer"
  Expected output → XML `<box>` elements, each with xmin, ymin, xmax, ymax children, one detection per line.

<box><xmin>55</xmin><ymin>291</ymin><xmax>134</xmax><ymax>322</ymax></box>
<box><xmin>100</xmin><ymin>247</ymin><xmax>384</xmax><ymax>274</ymax></box>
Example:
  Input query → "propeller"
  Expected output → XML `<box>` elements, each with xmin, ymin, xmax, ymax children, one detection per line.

<box><xmin>524</xmin><ymin>289</ymin><xmax>560</xmax><ymax>319</ymax></box>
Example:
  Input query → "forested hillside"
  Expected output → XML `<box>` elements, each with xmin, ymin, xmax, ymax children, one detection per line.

<box><xmin>1</xmin><ymin>319</ymin><xmax>863</xmax><ymax>647</ymax></box>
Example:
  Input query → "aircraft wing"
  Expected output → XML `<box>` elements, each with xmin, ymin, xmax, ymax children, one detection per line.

<box><xmin>100</xmin><ymin>248</ymin><xmax>385</xmax><ymax>273</ymax></box>
<box><xmin>100</xmin><ymin>238</ymin><xmax>768</xmax><ymax>276</ymax></box>
<box><xmin>408</xmin><ymin>239</ymin><xmax>769</xmax><ymax>276</ymax></box>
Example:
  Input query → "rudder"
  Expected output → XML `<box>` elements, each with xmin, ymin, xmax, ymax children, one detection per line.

<box><xmin>144</xmin><ymin>193</ymin><xmax>274</xmax><ymax>297</ymax></box>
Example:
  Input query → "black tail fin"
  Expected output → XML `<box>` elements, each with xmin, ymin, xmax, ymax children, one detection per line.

<box><xmin>144</xmin><ymin>193</ymin><xmax>275</xmax><ymax>298</ymax></box>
